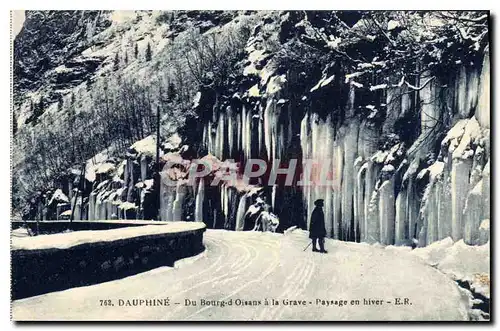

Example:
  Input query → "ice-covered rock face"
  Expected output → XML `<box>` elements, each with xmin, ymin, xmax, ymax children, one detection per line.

<box><xmin>192</xmin><ymin>10</ymin><xmax>490</xmax><ymax>244</ymax></box>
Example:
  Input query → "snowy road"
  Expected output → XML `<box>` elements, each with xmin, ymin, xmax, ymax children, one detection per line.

<box><xmin>12</xmin><ymin>230</ymin><xmax>469</xmax><ymax>321</ymax></box>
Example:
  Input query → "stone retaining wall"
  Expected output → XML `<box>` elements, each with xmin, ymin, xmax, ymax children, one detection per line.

<box><xmin>11</xmin><ymin>223</ymin><xmax>205</xmax><ymax>300</ymax></box>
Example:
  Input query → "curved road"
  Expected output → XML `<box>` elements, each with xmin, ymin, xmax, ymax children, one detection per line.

<box><xmin>12</xmin><ymin>230</ymin><xmax>469</xmax><ymax>321</ymax></box>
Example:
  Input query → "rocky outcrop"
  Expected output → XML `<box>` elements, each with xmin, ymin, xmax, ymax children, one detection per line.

<box><xmin>14</xmin><ymin>11</ymin><xmax>111</xmax><ymax>106</ymax></box>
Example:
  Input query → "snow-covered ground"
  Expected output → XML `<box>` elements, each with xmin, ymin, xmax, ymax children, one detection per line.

<box><xmin>12</xmin><ymin>229</ymin><xmax>473</xmax><ymax>321</ymax></box>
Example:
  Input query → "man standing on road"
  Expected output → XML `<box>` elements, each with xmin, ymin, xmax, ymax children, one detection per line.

<box><xmin>309</xmin><ymin>199</ymin><xmax>327</xmax><ymax>253</ymax></box>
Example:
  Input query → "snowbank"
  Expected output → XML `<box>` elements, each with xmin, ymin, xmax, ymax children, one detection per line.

<box><xmin>410</xmin><ymin>238</ymin><xmax>490</xmax><ymax>298</ymax></box>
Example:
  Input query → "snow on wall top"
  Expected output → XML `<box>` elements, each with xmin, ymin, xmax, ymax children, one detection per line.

<box><xmin>12</xmin><ymin>222</ymin><xmax>206</xmax><ymax>251</ymax></box>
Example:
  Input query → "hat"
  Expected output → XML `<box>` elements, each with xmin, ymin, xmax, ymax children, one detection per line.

<box><xmin>314</xmin><ymin>199</ymin><xmax>324</xmax><ymax>207</ymax></box>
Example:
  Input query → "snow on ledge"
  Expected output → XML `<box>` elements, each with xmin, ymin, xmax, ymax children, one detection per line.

<box><xmin>12</xmin><ymin>222</ymin><xmax>206</xmax><ymax>251</ymax></box>
<box><xmin>130</xmin><ymin>135</ymin><xmax>157</xmax><ymax>157</ymax></box>
<box><xmin>48</xmin><ymin>189</ymin><xmax>69</xmax><ymax>205</ymax></box>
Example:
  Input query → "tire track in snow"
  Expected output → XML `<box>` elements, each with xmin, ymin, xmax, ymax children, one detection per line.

<box><xmin>273</xmin><ymin>254</ymin><xmax>316</xmax><ymax>320</ymax></box>
<box><xmin>257</xmin><ymin>260</ymin><xmax>304</xmax><ymax>320</ymax></box>
<box><xmin>143</xmin><ymin>236</ymin><xmax>228</xmax><ymax>301</ymax></box>
<box><xmin>181</xmin><ymin>233</ymin><xmax>281</xmax><ymax>320</ymax></box>
<box><xmin>258</xmin><ymin>237</ymin><xmax>316</xmax><ymax>321</ymax></box>
<box><xmin>182</xmin><ymin>256</ymin><xmax>280</xmax><ymax>320</ymax></box>
<box><xmin>164</xmin><ymin>232</ymin><xmax>260</xmax><ymax>318</ymax></box>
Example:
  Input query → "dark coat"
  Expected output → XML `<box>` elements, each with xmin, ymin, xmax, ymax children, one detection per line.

<box><xmin>309</xmin><ymin>207</ymin><xmax>326</xmax><ymax>239</ymax></box>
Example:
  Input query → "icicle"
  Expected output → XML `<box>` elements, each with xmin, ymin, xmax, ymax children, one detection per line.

<box><xmin>241</xmin><ymin>105</ymin><xmax>247</xmax><ymax>160</ymax></box>
<box><xmin>263</xmin><ymin>100</ymin><xmax>272</xmax><ymax>161</ymax></box>
<box><xmin>202</xmin><ymin>123</ymin><xmax>207</xmax><ymax>151</ymax></box>
<box><xmin>271</xmin><ymin>103</ymin><xmax>281</xmax><ymax>160</ymax></box>
<box><xmin>300</xmin><ymin>111</ymin><xmax>310</xmax><ymax>161</ymax></box>
<box><xmin>323</xmin><ymin>118</ymin><xmax>335</xmax><ymax>238</ymax></box>
<box><xmin>195</xmin><ymin>179</ymin><xmax>204</xmax><ymax>222</ymax></box>
<box><xmin>463</xmin><ymin>180</ymin><xmax>483</xmax><ymax>245</ymax></box>
<box><xmin>426</xmin><ymin>180</ymin><xmax>440</xmax><ymax>245</ymax></box>
<box><xmin>451</xmin><ymin>159</ymin><xmax>472</xmax><ymax>241</ymax></box>
<box><xmin>457</xmin><ymin>65</ymin><xmax>480</xmax><ymax>120</ymax></box>
<box><xmin>163</xmin><ymin>186</ymin><xmax>175</xmax><ymax>222</ymax></box>
<box><xmin>341</xmin><ymin>121</ymin><xmax>359</xmax><ymax>240</ymax></box>
<box><xmin>207</xmin><ymin>121</ymin><xmax>212</xmax><ymax>155</ymax></box>
<box><xmin>394</xmin><ymin>188</ymin><xmax>407</xmax><ymax>245</ymax></box>
<box><xmin>419</xmin><ymin>73</ymin><xmax>439</xmax><ymax>133</ymax></box>
<box><xmin>356</xmin><ymin>163</ymin><xmax>367</xmax><ymax>241</ymax></box>
<box><xmin>333</xmin><ymin>142</ymin><xmax>344</xmax><ymax>239</ymax></box>
<box><xmin>364</xmin><ymin>161</ymin><xmax>379</xmax><ymax>243</ymax></box>
<box><xmin>417</xmin><ymin>161</ymin><xmax>446</xmax><ymax>246</ymax></box>
<box><xmin>271</xmin><ymin>184</ymin><xmax>277</xmax><ymax>212</ymax></box>
<box><xmin>227</xmin><ymin>107</ymin><xmax>234</xmax><ymax>158</ymax></box>
<box><xmin>286</xmin><ymin>105</ymin><xmax>293</xmax><ymax>152</ymax></box>
<box><xmin>245</xmin><ymin>106</ymin><xmax>252</xmax><ymax>160</ymax></box>
<box><xmin>220</xmin><ymin>184</ymin><xmax>226</xmax><ymax>221</ymax></box>
<box><xmin>74</xmin><ymin>197</ymin><xmax>82</xmax><ymax>220</ymax></box>
<box><xmin>235</xmin><ymin>193</ymin><xmax>247</xmax><ymax>231</ymax></box>
<box><xmin>95</xmin><ymin>192</ymin><xmax>103</xmax><ymax>220</ymax></box>
<box><xmin>324</xmin><ymin>184</ymin><xmax>333</xmax><ymax>238</ymax></box>
<box><xmin>224</xmin><ymin>185</ymin><xmax>230</xmax><ymax>223</ymax></box>
<box><xmin>482</xmin><ymin>160</ymin><xmax>490</xmax><ymax>220</ymax></box>
<box><xmin>476</xmin><ymin>48</ymin><xmax>490</xmax><ymax>128</ymax></box>
<box><xmin>383</xmin><ymin>86</ymin><xmax>402</xmax><ymax>133</ymax></box>
<box><xmin>258</xmin><ymin>106</ymin><xmax>264</xmax><ymax>157</ymax></box>
<box><xmin>88</xmin><ymin>192</ymin><xmax>96</xmax><ymax>221</ymax></box>
<box><xmin>379</xmin><ymin>178</ymin><xmax>395</xmax><ymax>245</ymax></box>
<box><xmin>140</xmin><ymin>155</ymin><xmax>148</xmax><ymax>181</ymax></box>
<box><xmin>218</xmin><ymin>112</ymin><xmax>225</xmax><ymax>159</ymax></box>
<box><xmin>236</xmin><ymin>112</ymin><xmax>242</xmax><ymax>154</ymax></box>
<box><xmin>172</xmin><ymin>182</ymin><xmax>186</xmax><ymax>221</ymax></box>
<box><xmin>437</xmin><ymin>167</ymin><xmax>452</xmax><ymax>240</ymax></box>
